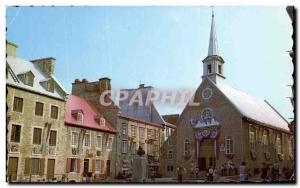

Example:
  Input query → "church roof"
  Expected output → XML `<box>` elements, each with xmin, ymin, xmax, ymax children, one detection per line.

<box><xmin>208</xmin><ymin>11</ymin><xmax>219</xmax><ymax>56</ymax></box>
<box><xmin>210</xmin><ymin>79</ymin><xmax>289</xmax><ymax>131</ymax></box>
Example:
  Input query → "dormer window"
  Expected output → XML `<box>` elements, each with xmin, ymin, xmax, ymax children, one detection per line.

<box><xmin>17</xmin><ymin>71</ymin><xmax>35</xmax><ymax>86</ymax></box>
<box><xmin>77</xmin><ymin>112</ymin><xmax>83</xmax><ymax>123</ymax></box>
<box><xmin>100</xmin><ymin>118</ymin><xmax>105</xmax><ymax>126</ymax></box>
<box><xmin>47</xmin><ymin>80</ymin><xmax>54</xmax><ymax>93</ymax></box>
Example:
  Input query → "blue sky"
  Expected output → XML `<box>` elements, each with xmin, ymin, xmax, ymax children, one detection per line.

<box><xmin>6</xmin><ymin>6</ymin><xmax>293</xmax><ymax>119</ymax></box>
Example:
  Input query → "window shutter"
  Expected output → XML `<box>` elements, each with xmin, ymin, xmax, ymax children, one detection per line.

<box><xmin>77</xmin><ymin>159</ymin><xmax>81</xmax><ymax>173</ymax></box>
<box><xmin>100</xmin><ymin>160</ymin><xmax>104</xmax><ymax>174</ymax></box>
<box><xmin>66</xmin><ymin>158</ymin><xmax>71</xmax><ymax>173</ymax></box>
<box><xmin>24</xmin><ymin>158</ymin><xmax>31</xmax><ymax>175</ymax></box>
<box><xmin>39</xmin><ymin>158</ymin><xmax>45</xmax><ymax>176</ymax></box>
<box><xmin>92</xmin><ymin>159</ymin><xmax>96</xmax><ymax>173</ymax></box>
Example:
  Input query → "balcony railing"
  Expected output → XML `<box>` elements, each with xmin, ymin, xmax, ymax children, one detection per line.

<box><xmin>32</xmin><ymin>145</ymin><xmax>42</xmax><ymax>155</ymax></box>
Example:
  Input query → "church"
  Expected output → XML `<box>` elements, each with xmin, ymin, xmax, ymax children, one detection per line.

<box><xmin>174</xmin><ymin>11</ymin><xmax>293</xmax><ymax>178</ymax></box>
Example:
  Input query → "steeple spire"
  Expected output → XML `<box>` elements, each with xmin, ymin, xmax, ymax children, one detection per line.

<box><xmin>208</xmin><ymin>7</ymin><xmax>219</xmax><ymax>56</ymax></box>
<box><xmin>202</xmin><ymin>8</ymin><xmax>225</xmax><ymax>84</ymax></box>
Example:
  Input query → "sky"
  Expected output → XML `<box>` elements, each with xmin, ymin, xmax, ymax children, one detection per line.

<box><xmin>6</xmin><ymin>6</ymin><xmax>293</xmax><ymax>119</ymax></box>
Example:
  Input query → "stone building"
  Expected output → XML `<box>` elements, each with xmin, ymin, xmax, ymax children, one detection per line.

<box><xmin>174</xmin><ymin>12</ymin><xmax>293</xmax><ymax>179</ymax></box>
<box><xmin>6</xmin><ymin>41</ymin><xmax>68</xmax><ymax>182</ymax></box>
<box><xmin>116</xmin><ymin>115</ymin><xmax>163</xmax><ymax>177</ymax></box>
<box><xmin>71</xmin><ymin>79</ymin><xmax>164</xmax><ymax>178</ymax></box>
<box><xmin>64</xmin><ymin>95</ymin><xmax>116</xmax><ymax>182</ymax></box>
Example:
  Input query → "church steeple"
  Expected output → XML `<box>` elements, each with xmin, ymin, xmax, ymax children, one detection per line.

<box><xmin>202</xmin><ymin>8</ymin><xmax>225</xmax><ymax>83</ymax></box>
<box><xmin>208</xmin><ymin>10</ymin><xmax>219</xmax><ymax>56</ymax></box>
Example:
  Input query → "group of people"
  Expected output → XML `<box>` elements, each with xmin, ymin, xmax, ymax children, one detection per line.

<box><xmin>176</xmin><ymin>161</ymin><xmax>293</xmax><ymax>182</ymax></box>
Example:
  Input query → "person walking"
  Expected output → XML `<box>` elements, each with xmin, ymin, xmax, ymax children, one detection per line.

<box><xmin>207</xmin><ymin>166</ymin><xmax>214</xmax><ymax>182</ymax></box>
<box><xmin>260</xmin><ymin>163</ymin><xmax>268</xmax><ymax>181</ymax></box>
<box><xmin>177</xmin><ymin>166</ymin><xmax>183</xmax><ymax>183</ymax></box>
<box><xmin>239</xmin><ymin>162</ymin><xmax>248</xmax><ymax>182</ymax></box>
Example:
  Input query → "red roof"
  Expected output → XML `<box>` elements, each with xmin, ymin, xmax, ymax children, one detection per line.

<box><xmin>119</xmin><ymin>115</ymin><xmax>163</xmax><ymax>128</ymax></box>
<box><xmin>65</xmin><ymin>95</ymin><xmax>116</xmax><ymax>133</ymax></box>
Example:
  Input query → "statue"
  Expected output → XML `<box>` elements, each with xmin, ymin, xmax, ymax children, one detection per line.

<box><xmin>132</xmin><ymin>146</ymin><xmax>148</xmax><ymax>182</ymax></box>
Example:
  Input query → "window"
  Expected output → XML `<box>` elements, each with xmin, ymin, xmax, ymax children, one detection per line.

<box><xmin>13</xmin><ymin>97</ymin><xmax>23</xmax><ymax>112</ymax></box>
<box><xmin>184</xmin><ymin>139</ymin><xmax>191</xmax><ymax>156</ymax></box>
<box><xmin>262</xmin><ymin>130</ymin><xmax>269</xmax><ymax>146</ymax></box>
<box><xmin>71</xmin><ymin>132</ymin><xmax>79</xmax><ymax>146</ymax></box>
<box><xmin>147</xmin><ymin>129</ymin><xmax>153</xmax><ymax>139</ymax></box>
<box><xmin>31</xmin><ymin>158</ymin><xmax>40</xmax><ymax>175</ymax></box>
<box><xmin>96</xmin><ymin>135</ymin><xmax>102</xmax><ymax>149</ymax></box>
<box><xmin>132</xmin><ymin>142</ymin><xmax>136</xmax><ymax>154</ymax></box>
<box><xmin>50</xmin><ymin>106</ymin><xmax>58</xmax><ymax>119</ymax></box>
<box><xmin>70</xmin><ymin>158</ymin><xmax>77</xmax><ymax>172</ymax></box>
<box><xmin>154</xmin><ymin>130</ymin><xmax>159</xmax><ymax>140</ymax></box>
<box><xmin>77</xmin><ymin>113</ymin><xmax>83</xmax><ymax>123</ymax></box>
<box><xmin>35</xmin><ymin>102</ymin><xmax>44</xmax><ymax>116</ymax></box>
<box><xmin>10</xmin><ymin>124</ymin><xmax>21</xmax><ymax>143</ymax></box>
<box><xmin>131</xmin><ymin>125</ymin><xmax>136</xmax><ymax>137</ymax></box>
<box><xmin>168</xmin><ymin>139</ymin><xmax>172</xmax><ymax>146</ymax></box>
<box><xmin>168</xmin><ymin>150</ymin><xmax>173</xmax><ymax>160</ymax></box>
<box><xmin>276</xmin><ymin>135</ymin><xmax>282</xmax><ymax>154</ymax></box>
<box><xmin>139</xmin><ymin>128</ymin><xmax>145</xmax><ymax>139</ymax></box>
<box><xmin>33</xmin><ymin>128</ymin><xmax>42</xmax><ymax>145</ymax></box>
<box><xmin>202</xmin><ymin>88</ymin><xmax>213</xmax><ymax>99</ymax></box>
<box><xmin>100</xmin><ymin>118</ymin><xmax>105</xmax><ymax>126</ymax></box>
<box><xmin>201</xmin><ymin>108</ymin><xmax>213</xmax><ymax>120</ymax></box>
<box><xmin>226</xmin><ymin>136</ymin><xmax>234</xmax><ymax>154</ymax></box>
<box><xmin>207</xmin><ymin>64</ymin><xmax>212</xmax><ymax>74</ymax></box>
<box><xmin>84</xmin><ymin>134</ymin><xmax>91</xmax><ymax>147</ymax></box>
<box><xmin>47</xmin><ymin>81</ymin><xmax>54</xmax><ymax>93</ymax></box>
<box><xmin>95</xmin><ymin>159</ymin><xmax>100</xmax><ymax>173</ymax></box>
<box><xmin>289</xmin><ymin>138</ymin><xmax>293</xmax><ymax>156</ymax></box>
<box><xmin>107</xmin><ymin>137</ymin><xmax>113</xmax><ymax>150</ymax></box>
<box><xmin>166</xmin><ymin>127</ymin><xmax>169</xmax><ymax>137</ymax></box>
<box><xmin>249</xmin><ymin>131</ymin><xmax>256</xmax><ymax>150</ymax></box>
<box><xmin>218</xmin><ymin>64</ymin><xmax>222</xmax><ymax>74</ymax></box>
<box><xmin>122</xmin><ymin>123</ymin><xmax>128</xmax><ymax>135</ymax></box>
<box><xmin>25</xmin><ymin>74</ymin><xmax>34</xmax><ymax>86</ymax></box>
<box><xmin>49</xmin><ymin>130</ymin><xmax>57</xmax><ymax>146</ymax></box>
<box><xmin>122</xmin><ymin>140</ymin><xmax>128</xmax><ymax>154</ymax></box>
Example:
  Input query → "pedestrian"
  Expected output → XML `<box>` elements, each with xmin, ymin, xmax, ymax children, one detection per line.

<box><xmin>207</xmin><ymin>166</ymin><xmax>214</xmax><ymax>182</ymax></box>
<box><xmin>195</xmin><ymin>167</ymin><xmax>199</xmax><ymax>179</ymax></box>
<box><xmin>266</xmin><ymin>164</ymin><xmax>273</xmax><ymax>182</ymax></box>
<box><xmin>177</xmin><ymin>166</ymin><xmax>183</xmax><ymax>183</ymax></box>
<box><xmin>220</xmin><ymin>164</ymin><xmax>225</xmax><ymax>176</ymax></box>
<box><xmin>239</xmin><ymin>162</ymin><xmax>248</xmax><ymax>182</ymax></box>
<box><xmin>260</xmin><ymin>162</ymin><xmax>268</xmax><ymax>181</ymax></box>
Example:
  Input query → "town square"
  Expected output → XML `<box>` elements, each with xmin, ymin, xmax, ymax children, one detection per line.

<box><xmin>6</xmin><ymin>6</ymin><xmax>294</xmax><ymax>183</ymax></box>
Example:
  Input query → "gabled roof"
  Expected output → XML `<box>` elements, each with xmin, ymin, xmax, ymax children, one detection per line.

<box><xmin>65</xmin><ymin>95</ymin><xmax>116</xmax><ymax>133</ymax></box>
<box><xmin>6</xmin><ymin>56</ymin><xmax>67</xmax><ymax>100</ymax></box>
<box><xmin>119</xmin><ymin>86</ymin><xmax>166</xmax><ymax>125</ymax></box>
<box><xmin>207</xmin><ymin>78</ymin><xmax>289</xmax><ymax>131</ymax></box>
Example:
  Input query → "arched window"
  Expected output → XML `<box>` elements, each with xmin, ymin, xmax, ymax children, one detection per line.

<box><xmin>225</xmin><ymin>136</ymin><xmax>234</xmax><ymax>154</ymax></box>
<box><xmin>184</xmin><ymin>139</ymin><xmax>191</xmax><ymax>156</ymax></box>
<box><xmin>201</xmin><ymin>108</ymin><xmax>213</xmax><ymax>120</ymax></box>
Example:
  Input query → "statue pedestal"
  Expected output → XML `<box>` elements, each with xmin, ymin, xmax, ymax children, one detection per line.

<box><xmin>132</xmin><ymin>156</ymin><xmax>148</xmax><ymax>182</ymax></box>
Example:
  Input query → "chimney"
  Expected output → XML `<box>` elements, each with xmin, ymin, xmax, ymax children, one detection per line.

<box><xmin>99</xmin><ymin>77</ymin><xmax>111</xmax><ymax>94</ymax></box>
<box><xmin>31</xmin><ymin>57</ymin><xmax>56</xmax><ymax>76</ymax></box>
<box><xmin>139</xmin><ymin>83</ymin><xmax>145</xmax><ymax>88</ymax></box>
<box><xmin>6</xmin><ymin>41</ymin><xmax>18</xmax><ymax>57</ymax></box>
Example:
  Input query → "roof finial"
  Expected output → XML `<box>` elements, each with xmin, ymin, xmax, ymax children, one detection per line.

<box><xmin>211</xmin><ymin>6</ymin><xmax>214</xmax><ymax>18</ymax></box>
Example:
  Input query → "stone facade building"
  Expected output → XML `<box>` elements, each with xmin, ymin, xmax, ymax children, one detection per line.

<box><xmin>116</xmin><ymin>115</ymin><xmax>163</xmax><ymax>177</ymax></box>
<box><xmin>173</xmin><ymin>12</ymin><xmax>294</xmax><ymax>179</ymax></box>
<box><xmin>6</xmin><ymin>41</ymin><xmax>68</xmax><ymax>182</ymax></box>
<box><xmin>64</xmin><ymin>95</ymin><xmax>116</xmax><ymax>182</ymax></box>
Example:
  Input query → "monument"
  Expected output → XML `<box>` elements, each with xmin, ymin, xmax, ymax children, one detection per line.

<box><xmin>132</xmin><ymin>146</ymin><xmax>148</xmax><ymax>182</ymax></box>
